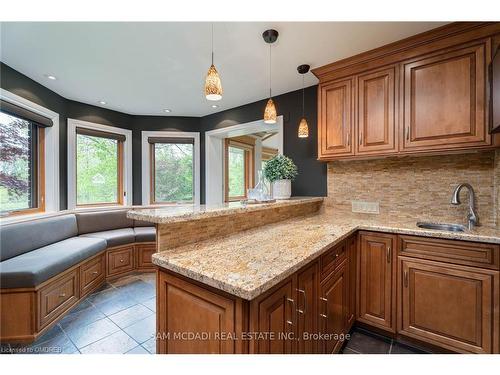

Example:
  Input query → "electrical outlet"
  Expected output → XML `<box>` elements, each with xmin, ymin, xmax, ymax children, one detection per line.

<box><xmin>351</xmin><ymin>200</ymin><xmax>380</xmax><ymax>214</ymax></box>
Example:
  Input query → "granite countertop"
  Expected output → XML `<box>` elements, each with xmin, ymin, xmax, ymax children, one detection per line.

<box><xmin>152</xmin><ymin>208</ymin><xmax>500</xmax><ymax>300</ymax></box>
<box><xmin>127</xmin><ymin>197</ymin><xmax>323</xmax><ymax>224</ymax></box>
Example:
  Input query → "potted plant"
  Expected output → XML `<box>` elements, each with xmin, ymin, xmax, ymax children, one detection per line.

<box><xmin>263</xmin><ymin>154</ymin><xmax>298</xmax><ymax>200</ymax></box>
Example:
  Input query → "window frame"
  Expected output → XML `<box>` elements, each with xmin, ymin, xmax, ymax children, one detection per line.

<box><xmin>67</xmin><ymin>119</ymin><xmax>132</xmax><ymax>210</ymax></box>
<box><xmin>0</xmin><ymin>89</ymin><xmax>59</xmax><ymax>221</ymax></box>
<box><xmin>141</xmin><ymin>131</ymin><xmax>200</xmax><ymax>206</ymax></box>
<box><xmin>224</xmin><ymin>138</ymin><xmax>255</xmax><ymax>202</ymax></box>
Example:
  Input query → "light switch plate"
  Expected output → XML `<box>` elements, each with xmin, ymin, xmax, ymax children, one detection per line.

<box><xmin>351</xmin><ymin>200</ymin><xmax>380</xmax><ymax>214</ymax></box>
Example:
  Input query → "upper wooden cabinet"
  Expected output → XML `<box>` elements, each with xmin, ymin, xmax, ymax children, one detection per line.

<box><xmin>402</xmin><ymin>41</ymin><xmax>491</xmax><ymax>151</ymax></box>
<box><xmin>357</xmin><ymin>67</ymin><xmax>397</xmax><ymax>155</ymax></box>
<box><xmin>314</xmin><ymin>22</ymin><xmax>500</xmax><ymax>161</ymax></box>
<box><xmin>318</xmin><ymin>78</ymin><xmax>354</xmax><ymax>158</ymax></box>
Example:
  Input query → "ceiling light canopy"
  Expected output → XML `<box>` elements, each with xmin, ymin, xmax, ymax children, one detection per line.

<box><xmin>297</xmin><ymin>64</ymin><xmax>310</xmax><ymax>138</ymax></box>
<box><xmin>204</xmin><ymin>23</ymin><xmax>223</xmax><ymax>101</ymax></box>
<box><xmin>262</xmin><ymin>29</ymin><xmax>278</xmax><ymax>124</ymax></box>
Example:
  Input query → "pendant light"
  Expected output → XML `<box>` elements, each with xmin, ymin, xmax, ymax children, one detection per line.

<box><xmin>204</xmin><ymin>23</ymin><xmax>223</xmax><ymax>101</ymax></box>
<box><xmin>262</xmin><ymin>29</ymin><xmax>278</xmax><ymax>124</ymax></box>
<box><xmin>297</xmin><ymin>64</ymin><xmax>310</xmax><ymax>138</ymax></box>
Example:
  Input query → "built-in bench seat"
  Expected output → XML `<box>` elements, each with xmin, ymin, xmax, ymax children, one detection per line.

<box><xmin>0</xmin><ymin>209</ymin><xmax>156</xmax><ymax>343</ymax></box>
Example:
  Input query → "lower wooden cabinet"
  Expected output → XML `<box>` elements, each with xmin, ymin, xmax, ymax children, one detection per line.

<box><xmin>80</xmin><ymin>253</ymin><xmax>106</xmax><ymax>297</ymax></box>
<box><xmin>358</xmin><ymin>231</ymin><xmax>396</xmax><ymax>333</ymax></box>
<box><xmin>296</xmin><ymin>263</ymin><xmax>320</xmax><ymax>353</ymax></box>
<box><xmin>319</xmin><ymin>258</ymin><xmax>349</xmax><ymax>353</ymax></box>
<box><xmin>399</xmin><ymin>257</ymin><xmax>499</xmax><ymax>353</ymax></box>
<box><xmin>136</xmin><ymin>244</ymin><xmax>156</xmax><ymax>270</ymax></box>
<box><xmin>157</xmin><ymin>271</ymin><xmax>239</xmax><ymax>354</ymax></box>
<box><xmin>107</xmin><ymin>245</ymin><xmax>135</xmax><ymax>276</ymax></box>
<box><xmin>346</xmin><ymin>235</ymin><xmax>357</xmax><ymax>329</ymax></box>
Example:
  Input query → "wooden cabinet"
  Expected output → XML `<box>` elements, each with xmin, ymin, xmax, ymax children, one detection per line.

<box><xmin>319</xmin><ymin>259</ymin><xmax>349</xmax><ymax>353</ymax></box>
<box><xmin>318</xmin><ymin>78</ymin><xmax>354</xmax><ymax>158</ymax></box>
<box><xmin>358</xmin><ymin>231</ymin><xmax>396</xmax><ymax>333</ymax></box>
<box><xmin>346</xmin><ymin>235</ymin><xmax>357</xmax><ymax>329</ymax></box>
<box><xmin>157</xmin><ymin>270</ymin><xmax>239</xmax><ymax>354</ymax></box>
<box><xmin>136</xmin><ymin>244</ymin><xmax>156</xmax><ymax>270</ymax></box>
<box><xmin>107</xmin><ymin>245</ymin><xmax>135</xmax><ymax>277</ymax></box>
<box><xmin>357</xmin><ymin>67</ymin><xmax>397</xmax><ymax>155</ymax></box>
<box><xmin>80</xmin><ymin>253</ymin><xmax>106</xmax><ymax>297</ymax></box>
<box><xmin>250</xmin><ymin>278</ymin><xmax>295</xmax><ymax>354</ymax></box>
<box><xmin>402</xmin><ymin>41</ymin><xmax>491</xmax><ymax>152</ymax></box>
<box><xmin>314</xmin><ymin>23</ymin><xmax>500</xmax><ymax>161</ymax></box>
<box><xmin>296</xmin><ymin>263</ymin><xmax>319</xmax><ymax>353</ymax></box>
<box><xmin>399</xmin><ymin>258</ymin><xmax>499</xmax><ymax>353</ymax></box>
<box><xmin>38</xmin><ymin>269</ymin><xmax>79</xmax><ymax>329</ymax></box>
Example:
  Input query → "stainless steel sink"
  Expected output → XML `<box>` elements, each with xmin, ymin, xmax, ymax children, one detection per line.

<box><xmin>416</xmin><ymin>222</ymin><xmax>466</xmax><ymax>232</ymax></box>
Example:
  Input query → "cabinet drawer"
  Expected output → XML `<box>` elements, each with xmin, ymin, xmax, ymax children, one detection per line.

<box><xmin>136</xmin><ymin>244</ymin><xmax>156</xmax><ymax>270</ymax></box>
<box><xmin>38</xmin><ymin>269</ymin><xmax>79</xmax><ymax>329</ymax></box>
<box><xmin>320</xmin><ymin>241</ymin><xmax>346</xmax><ymax>280</ymax></box>
<box><xmin>399</xmin><ymin>235</ymin><xmax>499</xmax><ymax>270</ymax></box>
<box><xmin>80</xmin><ymin>253</ymin><xmax>106</xmax><ymax>296</ymax></box>
<box><xmin>107</xmin><ymin>246</ymin><xmax>135</xmax><ymax>276</ymax></box>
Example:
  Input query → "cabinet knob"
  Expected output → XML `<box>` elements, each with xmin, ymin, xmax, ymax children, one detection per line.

<box><xmin>120</xmin><ymin>259</ymin><xmax>124</xmax><ymax>263</ymax></box>
<box><xmin>92</xmin><ymin>271</ymin><xmax>99</xmax><ymax>275</ymax></box>
<box><xmin>59</xmin><ymin>293</ymin><xmax>66</xmax><ymax>298</ymax></box>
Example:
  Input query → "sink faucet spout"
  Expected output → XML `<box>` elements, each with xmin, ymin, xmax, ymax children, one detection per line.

<box><xmin>451</xmin><ymin>183</ymin><xmax>478</xmax><ymax>230</ymax></box>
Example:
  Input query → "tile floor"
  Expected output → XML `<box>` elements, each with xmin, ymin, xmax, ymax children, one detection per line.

<box><xmin>1</xmin><ymin>272</ymin><xmax>426</xmax><ymax>355</ymax></box>
<box><xmin>1</xmin><ymin>272</ymin><xmax>157</xmax><ymax>354</ymax></box>
<box><xmin>341</xmin><ymin>327</ymin><xmax>428</xmax><ymax>354</ymax></box>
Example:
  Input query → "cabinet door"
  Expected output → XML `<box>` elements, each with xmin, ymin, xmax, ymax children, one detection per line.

<box><xmin>318</xmin><ymin>79</ymin><xmax>354</xmax><ymax>158</ymax></box>
<box><xmin>346</xmin><ymin>235</ymin><xmax>357</xmax><ymax>329</ymax></box>
<box><xmin>402</xmin><ymin>41</ymin><xmax>491</xmax><ymax>151</ymax></box>
<box><xmin>400</xmin><ymin>258</ymin><xmax>498</xmax><ymax>354</ymax></box>
<box><xmin>319</xmin><ymin>259</ymin><xmax>349</xmax><ymax>354</ymax></box>
<box><xmin>296</xmin><ymin>262</ymin><xmax>319</xmax><ymax>354</ymax></box>
<box><xmin>357</xmin><ymin>67</ymin><xmax>397</xmax><ymax>155</ymax></box>
<box><xmin>358</xmin><ymin>232</ymin><xmax>396</xmax><ymax>333</ymax></box>
<box><xmin>157</xmin><ymin>270</ymin><xmax>237</xmax><ymax>354</ymax></box>
<box><xmin>251</xmin><ymin>278</ymin><xmax>295</xmax><ymax>354</ymax></box>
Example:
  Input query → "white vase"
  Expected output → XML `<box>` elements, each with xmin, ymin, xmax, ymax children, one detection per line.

<box><xmin>272</xmin><ymin>179</ymin><xmax>291</xmax><ymax>200</ymax></box>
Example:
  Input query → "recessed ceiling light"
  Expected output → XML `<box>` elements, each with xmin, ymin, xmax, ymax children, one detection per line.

<box><xmin>99</xmin><ymin>100</ymin><xmax>107</xmax><ymax>105</ymax></box>
<box><xmin>164</xmin><ymin>109</ymin><xmax>172</xmax><ymax>113</ymax></box>
<box><xmin>45</xmin><ymin>74</ymin><xmax>57</xmax><ymax>80</ymax></box>
<box><xmin>211</xmin><ymin>105</ymin><xmax>219</xmax><ymax>109</ymax></box>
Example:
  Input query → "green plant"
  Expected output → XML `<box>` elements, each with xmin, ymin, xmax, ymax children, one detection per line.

<box><xmin>263</xmin><ymin>154</ymin><xmax>298</xmax><ymax>182</ymax></box>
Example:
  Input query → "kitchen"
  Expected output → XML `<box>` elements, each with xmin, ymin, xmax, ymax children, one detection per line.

<box><xmin>0</xmin><ymin>5</ymin><xmax>499</xmax><ymax>374</ymax></box>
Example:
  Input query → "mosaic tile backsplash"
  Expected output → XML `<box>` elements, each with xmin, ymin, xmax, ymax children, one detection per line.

<box><xmin>326</xmin><ymin>150</ymin><xmax>500</xmax><ymax>228</ymax></box>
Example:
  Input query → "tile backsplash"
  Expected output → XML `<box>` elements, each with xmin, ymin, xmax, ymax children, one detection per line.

<box><xmin>326</xmin><ymin>150</ymin><xmax>500</xmax><ymax>227</ymax></box>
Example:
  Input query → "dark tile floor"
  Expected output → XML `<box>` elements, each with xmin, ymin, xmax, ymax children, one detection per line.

<box><xmin>1</xmin><ymin>272</ymin><xmax>157</xmax><ymax>354</ymax></box>
<box><xmin>1</xmin><ymin>272</ymin><xmax>427</xmax><ymax>355</ymax></box>
<box><xmin>341</xmin><ymin>327</ymin><xmax>428</xmax><ymax>354</ymax></box>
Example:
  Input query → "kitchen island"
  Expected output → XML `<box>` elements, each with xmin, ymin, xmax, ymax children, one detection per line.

<box><xmin>128</xmin><ymin>200</ymin><xmax>500</xmax><ymax>354</ymax></box>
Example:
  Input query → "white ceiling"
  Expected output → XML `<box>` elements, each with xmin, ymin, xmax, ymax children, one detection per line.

<box><xmin>0</xmin><ymin>22</ymin><xmax>447</xmax><ymax>117</ymax></box>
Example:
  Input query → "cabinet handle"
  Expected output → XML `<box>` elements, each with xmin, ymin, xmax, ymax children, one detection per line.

<box><xmin>286</xmin><ymin>297</ymin><xmax>295</xmax><ymax>326</ymax></box>
<box><xmin>59</xmin><ymin>293</ymin><xmax>66</xmax><ymax>298</ymax></box>
<box><xmin>92</xmin><ymin>271</ymin><xmax>99</xmax><ymax>275</ymax></box>
<box><xmin>406</xmin><ymin>127</ymin><xmax>410</xmax><ymax>141</ymax></box>
<box><xmin>347</xmin><ymin>135</ymin><xmax>350</xmax><ymax>146</ymax></box>
<box><xmin>296</xmin><ymin>288</ymin><xmax>307</xmax><ymax>315</ymax></box>
<box><xmin>319</xmin><ymin>297</ymin><xmax>328</xmax><ymax>319</ymax></box>
<box><xmin>386</xmin><ymin>247</ymin><xmax>391</xmax><ymax>263</ymax></box>
<box><xmin>359</xmin><ymin>133</ymin><xmax>362</xmax><ymax>146</ymax></box>
<box><xmin>404</xmin><ymin>270</ymin><xmax>409</xmax><ymax>288</ymax></box>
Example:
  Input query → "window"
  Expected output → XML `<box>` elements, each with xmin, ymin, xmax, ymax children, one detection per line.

<box><xmin>224</xmin><ymin>138</ymin><xmax>254</xmax><ymax>202</ymax></box>
<box><xmin>149</xmin><ymin>137</ymin><xmax>194</xmax><ymax>203</ymax></box>
<box><xmin>68</xmin><ymin>119</ymin><xmax>132</xmax><ymax>209</ymax></box>
<box><xmin>0</xmin><ymin>100</ymin><xmax>50</xmax><ymax>216</ymax></box>
<box><xmin>261</xmin><ymin>146</ymin><xmax>278</xmax><ymax>171</ymax></box>
<box><xmin>76</xmin><ymin>128</ymin><xmax>125</xmax><ymax>206</ymax></box>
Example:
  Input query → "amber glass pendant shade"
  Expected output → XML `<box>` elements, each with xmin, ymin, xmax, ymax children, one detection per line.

<box><xmin>204</xmin><ymin>64</ymin><xmax>223</xmax><ymax>101</ymax></box>
<box><xmin>298</xmin><ymin>117</ymin><xmax>309</xmax><ymax>138</ymax></box>
<box><xmin>263</xmin><ymin>98</ymin><xmax>277</xmax><ymax>124</ymax></box>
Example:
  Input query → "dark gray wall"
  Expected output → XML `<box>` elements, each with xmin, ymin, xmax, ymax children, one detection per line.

<box><xmin>1</xmin><ymin>62</ymin><xmax>326</xmax><ymax>207</ymax></box>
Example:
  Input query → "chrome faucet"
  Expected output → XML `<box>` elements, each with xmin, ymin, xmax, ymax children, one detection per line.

<box><xmin>451</xmin><ymin>183</ymin><xmax>478</xmax><ymax>230</ymax></box>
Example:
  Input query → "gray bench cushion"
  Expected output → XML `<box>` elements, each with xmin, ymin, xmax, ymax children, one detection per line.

<box><xmin>0</xmin><ymin>214</ymin><xmax>78</xmax><ymax>262</ymax></box>
<box><xmin>133</xmin><ymin>227</ymin><xmax>156</xmax><ymax>242</ymax></box>
<box><xmin>76</xmin><ymin>210</ymin><xmax>134</xmax><ymax>235</ymax></box>
<box><xmin>0</xmin><ymin>237</ymin><xmax>106</xmax><ymax>288</ymax></box>
<box><xmin>80</xmin><ymin>228</ymin><xmax>135</xmax><ymax>248</ymax></box>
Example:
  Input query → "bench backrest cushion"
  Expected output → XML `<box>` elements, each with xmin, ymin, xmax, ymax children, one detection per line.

<box><xmin>0</xmin><ymin>214</ymin><xmax>78</xmax><ymax>261</ymax></box>
<box><xmin>76</xmin><ymin>210</ymin><xmax>134</xmax><ymax>235</ymax></box>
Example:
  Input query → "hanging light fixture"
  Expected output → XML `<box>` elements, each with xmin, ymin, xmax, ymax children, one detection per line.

<box><xmin>204</xmin><ymin>23</ymin><xmax>223</xmax><ymax>101</ymax></box>
<box><xmin>262</xmin><ymin>29</ymin><xmax>278</xmax><ymax>124</ymax></box>
<box><xmin>297</xmin><ymin>64</ymin><xmax>310</xmax><ymax>138</ymax></box>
